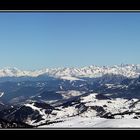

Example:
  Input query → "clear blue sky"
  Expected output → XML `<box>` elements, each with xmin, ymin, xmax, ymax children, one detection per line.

<box><xmin>0</xmin><ymin>12</ymin><xmax>140</xmax><ymax>70</ymax></box>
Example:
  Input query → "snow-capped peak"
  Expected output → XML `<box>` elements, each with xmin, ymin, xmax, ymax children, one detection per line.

<box><xmin>0</xmin><ymin>64</ymin><xmax>140</xmax><ymax>80</ymax></box>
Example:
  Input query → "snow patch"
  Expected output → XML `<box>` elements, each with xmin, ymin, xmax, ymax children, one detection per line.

<box><xmin>0</xmin><ymin>92</ymin><xmax>4</xmax><ymax>97</ymax></box>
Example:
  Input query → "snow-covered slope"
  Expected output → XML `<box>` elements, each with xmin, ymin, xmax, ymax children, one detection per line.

<box><xmin>39</xmin><ymin>116</ymin><xmax>140</xmax><ymax>128</ymax></box>
<box><xmin>2</xmin><ymin>92</ymin><xmax>139</xmax><ymax>126</ymax></box>
<box><xmin>1</xmin><ymin>91</ymin><xmax>140</xmax><ymax>127</ymax></box>
<box><xmin>37</xmin><ymin>92</ymin><xmax>140</xmax><ymax>128</ymax></box>
<box><xmin>0</xmin><ymin>64</ymin><xmax>140</xmax><ymax>80</ymax></box>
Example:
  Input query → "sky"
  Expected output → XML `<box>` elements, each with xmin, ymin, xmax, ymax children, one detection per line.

<box><xmin>0</xmin><ymin>12</ymin><xmax>140</xmax><ymax>70</ymax></box>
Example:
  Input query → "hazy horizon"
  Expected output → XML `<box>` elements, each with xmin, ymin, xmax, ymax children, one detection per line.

<box><xmin>0</xmin><ymin>63</ymin><xmax>140</xmax><ymax>71</ymax></box>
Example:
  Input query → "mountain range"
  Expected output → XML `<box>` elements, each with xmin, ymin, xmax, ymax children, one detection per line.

<box><xmin>0</xmin><ymin>64</ymin><xmax>140</xmax><ymax>79</ymax></box>
<box><xmin>0</xmin><ymin>64</ymin><xmax>140</xmax><ymax>128</ymax></box>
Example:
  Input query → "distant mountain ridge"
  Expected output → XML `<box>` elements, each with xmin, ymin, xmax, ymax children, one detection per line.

<box><xmin>0</xmin><ymin>64</ymin><xmax>140</xmax><ymax>81</ymax></box>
